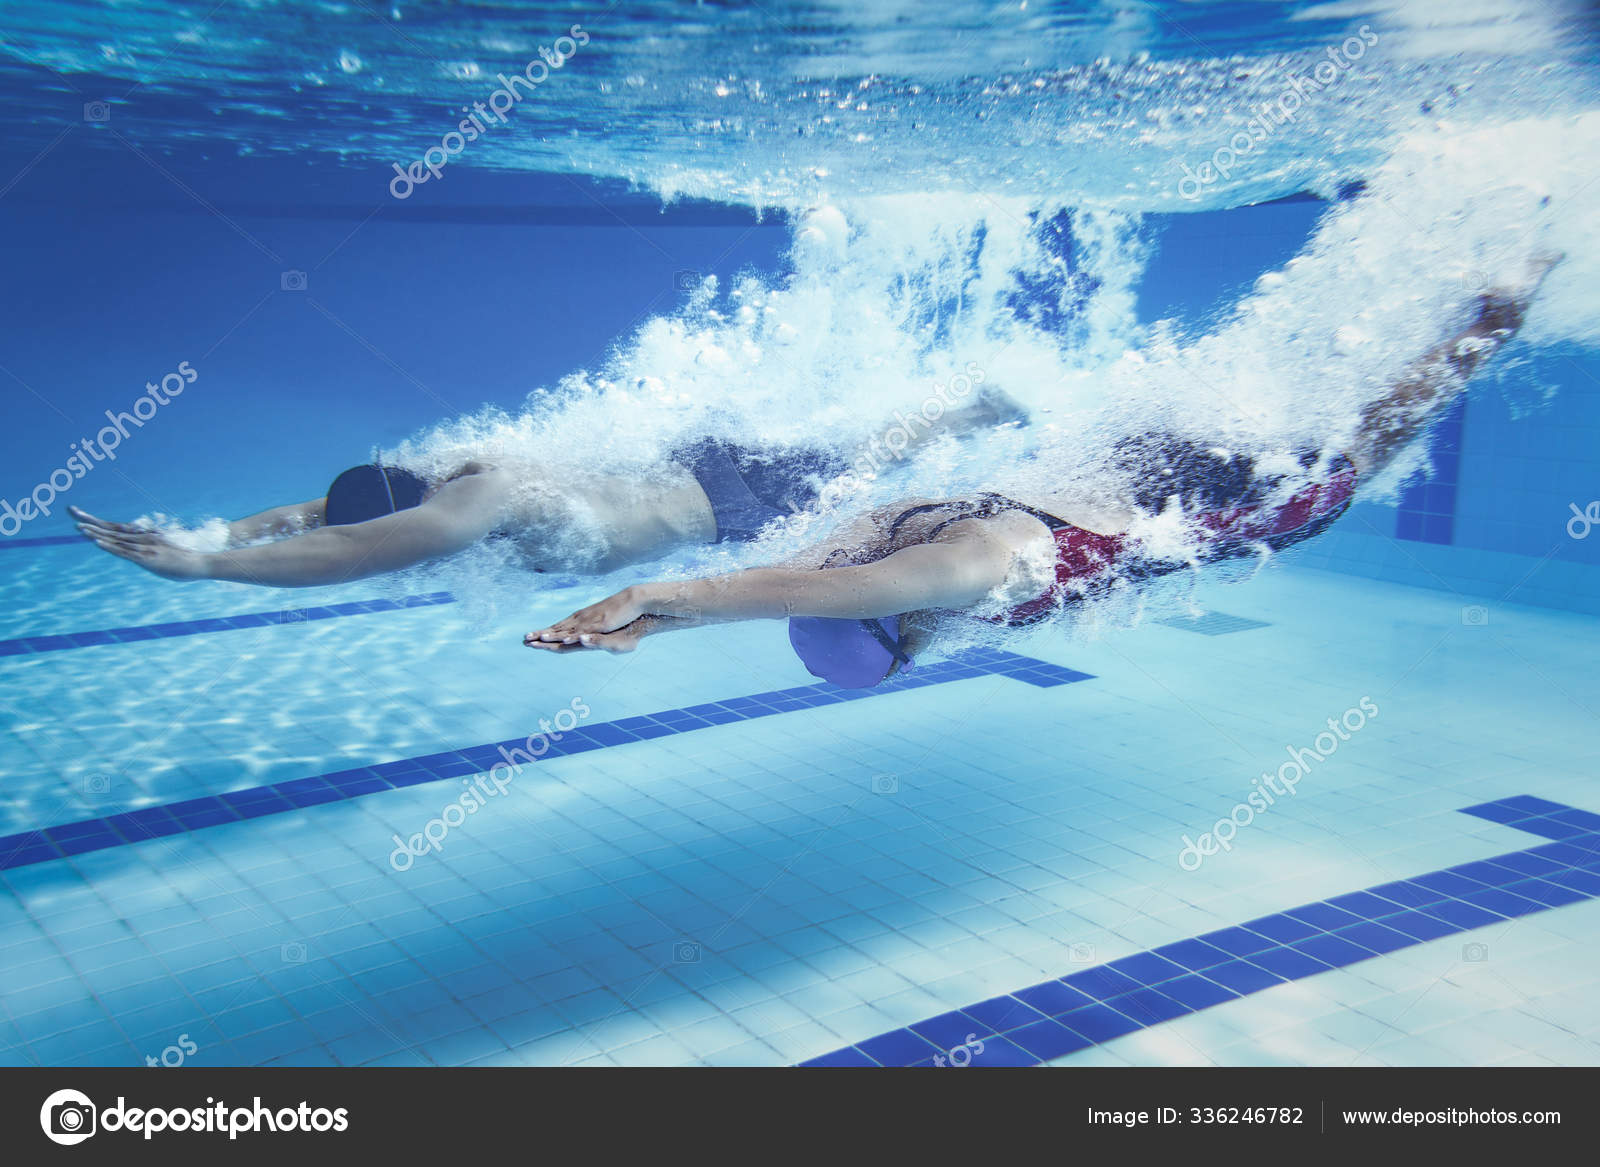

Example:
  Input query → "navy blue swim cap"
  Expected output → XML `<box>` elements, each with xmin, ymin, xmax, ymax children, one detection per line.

<box><xmin>324</xmin><ymin>464</ymin><xmax>431</xmax><ymax>526</ymax></box>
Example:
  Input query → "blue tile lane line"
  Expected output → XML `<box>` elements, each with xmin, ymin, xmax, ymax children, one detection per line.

<box><xmin>0</xmin><ymin>649</ymin><xmax>1094</xmax><ymax>871</ymax></box>
<box><xmin>800</xmin><ymin>795</ymin><xmax>1600</xmax><ymax>1067</ymax></box>
<box><xmin>0</xmin><ymin>534</ymin><xmax>84</xmax><ymax>550</ymax></box>
<box><xmin>0</xmin><ymin>593</ymin><xmax>459</xmax><ymax>657</ymax></box>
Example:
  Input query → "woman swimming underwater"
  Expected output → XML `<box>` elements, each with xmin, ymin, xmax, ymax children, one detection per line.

<box><xmin>527</xmin><ymin>255</ymin><xmax>1560</xmax><ymax>687</ymax></box>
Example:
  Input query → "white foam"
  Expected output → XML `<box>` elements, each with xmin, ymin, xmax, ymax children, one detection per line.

<box><xmin>369</xmin><ymin>109</ymin><xmax>1596</xmax><ymax>642</ymax></box>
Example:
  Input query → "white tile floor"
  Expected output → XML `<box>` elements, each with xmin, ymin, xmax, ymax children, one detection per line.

<box><xmin>2</xmin><ymin>550</ymin><xmax>1598</xmax><ymax>1066</ymax></box>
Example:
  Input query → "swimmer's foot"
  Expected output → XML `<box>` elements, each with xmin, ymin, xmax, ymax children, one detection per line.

<box><xmin>1473</xmin><ymin>249</ymin><xmax>1564</xmax><ymax>335</ymax></box>
<box><xmin>1508</xmin><ymin>249</ymin><xmax>1564</xmax><ymax>296</ymax></box>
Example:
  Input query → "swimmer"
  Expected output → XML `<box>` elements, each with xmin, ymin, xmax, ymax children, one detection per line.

<box><xmin>526</xmin><ymin>253</ymin><xmax>1561</xmax><ymax>687</ymax></box>
<box><xmin>70</xmin><ymin>389</ymin><xmax>1027</xmax><ymax>587</ymax></box>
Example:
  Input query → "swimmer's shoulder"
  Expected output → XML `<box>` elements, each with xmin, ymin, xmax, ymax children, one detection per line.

<box><xmin>439</xmin><ymin>460</ymin><xmax>537</xmax><ymax>496</ymax></box>
<box><xmin>441</xmin><ymin>459</ymin><xmax>498</xmax><ymax>482</ymax></box>
<box><xmin>431</xmin><ymin>461</ymin><xmax>520</xmax><ymax>513</ymax></box>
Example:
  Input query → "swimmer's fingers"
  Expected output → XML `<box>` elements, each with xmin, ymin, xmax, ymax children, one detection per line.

<box><xmin>523</xmin><ymin>637</ymin><xmax>585</xmax><ymax>654</ymax></box>
<box><xmin>69</xmin><ymin>506</ymin><xmax>119</xmax><ymax>530</ymax></box>
<box><xmin>525</xmin><ymin>620</ymin><xmax>592</xmax><ymax>645</ymax></box>
<box><xmin>526</xmin><ymin>625</ymin><xmax>604</xmax><ymax>646</ymax></box>
<box><xmin>76</xmin><ymin>521</ymin><xmax>167</xmax><ymax>551</ymax></box>
<box><xmin>74</xmin><ymin>514</ymin><xmax>133</xmax><ymax>540</ymax></box>
<box><xmin>525</xmin><ymin>616</ymin><xmax>584</xmax><ymax>644</ymax></box>
<box><xmin>76</xmin><ymin>527</ymin><xmax>205</xmax><ymax>581</ymax></box>
<box><xmin>526</xmin><ymin>591</ymin><xmax>644</xmax><ymax>644</ymax></box>
<box><xmin>80</xmin><ymin>525</ymin><xmax>164</xmax><ymax>555</ymax></box>
<box><xmin>85</xmin><ymin>535</ymin><xmax>151</xmax><ymax>565</ymax></box>
<box><xmin>69</xmin><ymin>507</ymin><xmax>152</xmax><ymax>537</ymax></box>
<box><xmin>524</xmin><ymin>630</ymin><xmax>639</xmax><ymax>654</ymax></box>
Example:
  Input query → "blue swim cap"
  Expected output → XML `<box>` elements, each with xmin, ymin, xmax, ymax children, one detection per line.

<box><xmin>324</xmin><ymin>464</ymin><xmax>430</xmax><ymax>526</ymax></box>
<box><xmin>788</xmin><ymin>615</ymin><xmax>912</xmax><ymax>689</ymax></box>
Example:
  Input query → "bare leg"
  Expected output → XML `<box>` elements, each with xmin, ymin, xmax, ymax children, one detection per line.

<box><xmin>1348</xmin><ymin>252</ymin><xmax>1561</xmax><ymax>477</ymax></box>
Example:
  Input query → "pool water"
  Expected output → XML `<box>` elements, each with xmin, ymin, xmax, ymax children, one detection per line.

<box><xmin>2</xmin><ymin>0</ymin><xmax>1599</xmax><ymax>1068</ymax></box>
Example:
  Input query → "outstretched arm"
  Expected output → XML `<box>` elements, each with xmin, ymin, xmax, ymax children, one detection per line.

<box><xmin>71</xmin><ymin>497</ymin><xmax>327</xmax><ymax>549</ymax></box>
<box><xmin>1347</xmin><ymin>252</ymin><xmax>1560</xmax><ymax>478</ymax></box>
<box><xmin>525</xmin><ymin>525</ymin><xmax>1018</xmax><ymax>654</ymax></box>
<box><xmin>199</xmin><ymin>493</ymin><xmax>495</xmax><ymax>586</ymax></box>
<box><xmin>73</xmin><ymin>472</ymin><xmax>507</xmax><ymax>587</ymax></box>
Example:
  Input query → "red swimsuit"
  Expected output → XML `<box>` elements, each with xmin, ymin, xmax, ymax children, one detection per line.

<box><xmin>972</xmin><ymin>464</ymin><xmax>1360</xmax><ymax>626</ymax></box>
<box><xmin>880</xmin><ymin>459</ymin><xmax>1359</xmax><ymax>627</ymax></box>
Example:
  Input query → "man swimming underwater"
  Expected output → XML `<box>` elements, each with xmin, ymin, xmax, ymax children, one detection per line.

<box><xmin>71</xmin><ymin>390</ymin><xmax>1027</xmax><ymax>587</ymax></box>
<box><xmin>527</xmin><ymin>254</ymin><xmax>1562</xmax><ymax>687</ymax></box>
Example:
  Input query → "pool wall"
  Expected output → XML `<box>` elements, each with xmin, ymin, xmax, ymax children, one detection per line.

<box><xmin>1146</xmin><ymin>203</ymin><xmax>1600</xmax><ymax>616</ymax></box>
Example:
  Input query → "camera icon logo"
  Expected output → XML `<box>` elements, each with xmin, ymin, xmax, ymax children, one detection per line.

<box><xmin>1068</xmin><ymin>942</ymin><xmax>1096</xmax><ymax>964</ymax></box>
<box><xmin>83</xmin><ymin>774</ymin><xmax>112</xmax><ymax>795</ymax></box>
<box><xmin>277</xmin><ymin>608</ymin><xmax>308</xmax><ymax>624</ymax></box>
<box><xmin>870</xmin><ymin>774</ymin><xmax>898</xmax><ymax>795</ymax></box>
<box><xmin>1461</xmin><ymin>605</ymin><xmax>1489</xmax><ymax>627</ymax></box>
<box><xmin>1462</xmin><ymin>942</ymin><xmax>1489</xmax><ymax>962</ymax></box>
<box><xmin>40</xmin><ymin>1088</ymin><xmax>97</xmax><ymax>1145</ymax></box>
<box><xmin>281</xmin><ymin>941</ymin><xmax>308</xmax><ymax>964</ymax></box>
<box><xmin>83</xmin><ymin>101</ymin><xmax>110</xmax><ymax>123</ymax></box>
<box><xmin>672</xmin><ymin>940</ymin><xmax>701</xmax><ymax>964</ymax></box>
<box><xmin>672</xmin><ymin>269</ymin><xmax>703</xmax><ymax>292</ymax></box>
<box><xmin>281</xmin><ymin>270</ymin><xmax>308</xmax><ymax>292</ymax></box>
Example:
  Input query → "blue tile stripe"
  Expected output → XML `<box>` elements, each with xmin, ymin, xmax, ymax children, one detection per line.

<box><xmin>800</xmin><ymin>795</ymin><xmax>1600</xmax><ymax>1068</ymax></box>
<box><xmin>0</xmin><ymin>592</ymin><xmax>458</xmax><ymax>657</ymax></box>
<box><xmin>0</xmin><ymin>649</ymin><xmax>1093</xmax><ymax>871</ymax></box>
<box><xmin>0</xmin><ymin>534</ymin><xmax>84</xmax><ymax>550</ymax></box>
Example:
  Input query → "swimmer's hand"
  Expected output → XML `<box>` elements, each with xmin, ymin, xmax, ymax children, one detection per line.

<box><xmin>523</xmin><ymin>618</ymin><xmax>650</xmax><ymax>655</ymax></box>
<box><xmin>525</xmin><ymin>585</ymin><xmax>649</xmax><ymax>651</ymax></box>
<box><xmin>71</xmin><ymin>506</ymin><xmax>209</xmax><ymax>582</ymax></box>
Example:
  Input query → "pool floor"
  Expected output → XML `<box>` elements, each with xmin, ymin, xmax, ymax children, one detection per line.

<box><xmin>2</xmin><ymin>554</ymin><xmax>1598</xmax><ymax>1067</ymax></box>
